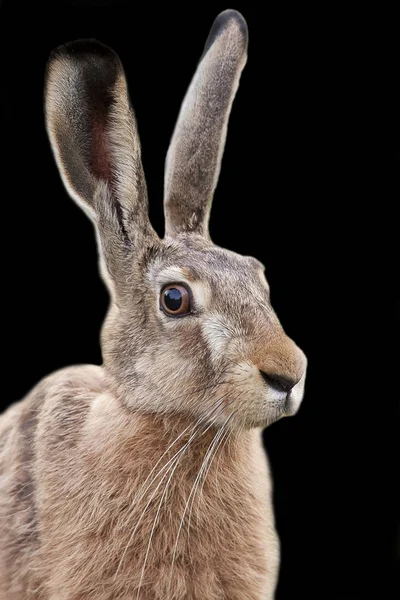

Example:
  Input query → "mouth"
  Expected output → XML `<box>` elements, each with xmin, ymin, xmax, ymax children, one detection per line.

<box><xmin>262</xmin><ymin>390</ymin><xmax>300</xmax><ymax>426</ymax></box>
<box><xmin>216</xmin><ymin>370</ymin><xmax>305</xmax><ymax>429</ymax></box>
<box><xmin>282</xmin><ymin>394</ymin><xmax>297</xmax><ymax>416</ymax></box>
<box><xmin>268</xmin><ymin>387</ymin><xmax>289</xmax><ymax>405</ymax></box>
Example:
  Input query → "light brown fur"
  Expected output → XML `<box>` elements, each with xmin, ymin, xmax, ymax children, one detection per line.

<box><xmin>1</xmin><ymin>367</ymin><xmax>278</xmax><ymax>599</ymax></box>
<box><xmin>0</xmin><ymin>10</ymin><xmax>306</xmax><ymax>599</ymax></box>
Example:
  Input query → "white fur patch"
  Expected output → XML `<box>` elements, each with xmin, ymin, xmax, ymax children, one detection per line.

<box><xmin>83</xmin><ymin>393</ymin><xmax>121</xmax><ymax>439</ymax></box>
<box><xmin>201</xmin><ymin>314</ymin><xmax>232</xmax><ymax>359</ymax></box>
<box><xmin>285</xmin><ymin>370</ymin><xmax>306</xmax><ymax>415</ymax></box>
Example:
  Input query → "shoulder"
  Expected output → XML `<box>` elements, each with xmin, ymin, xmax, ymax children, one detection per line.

<box><xmin>38</xmin><ymin>364</ymin><xmax>106</xmax><ymax>399</ymax></box>
<box><xmin>32</xmin><ymin>365</ymin><xmax>108</xmax><ymax>442</ymax></box>
<box><xmin>1</xmin><ymin>365</ymin><xmax>108</xmax><ymax>453</ymax></box>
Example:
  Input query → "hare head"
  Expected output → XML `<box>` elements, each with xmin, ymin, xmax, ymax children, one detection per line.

<box><xmin>44</xmin><ymin>10</ymin><xmax>307</xmax><ymax>429</ymax></box>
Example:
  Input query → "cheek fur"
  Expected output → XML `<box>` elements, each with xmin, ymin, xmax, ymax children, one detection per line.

<box><xmin>201</xmin><ymin>315</ymin><xmax>232</xmax><ymax>362</ymax></box>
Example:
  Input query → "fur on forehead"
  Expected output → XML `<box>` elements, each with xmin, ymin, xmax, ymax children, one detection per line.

<box><xmin>146</xmin><ymin>235</ymin><xmax>267</xmax><ymax>290</ymax></box>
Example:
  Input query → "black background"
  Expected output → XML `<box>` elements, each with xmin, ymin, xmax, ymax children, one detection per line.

<box><xmin>0</xmin><ymin>3</ymin><xmax>396</xmax><ymax>599</ymax></box>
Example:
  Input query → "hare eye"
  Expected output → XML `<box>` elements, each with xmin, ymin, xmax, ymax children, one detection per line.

<box><xmin>160</xmin><ymin>284</ymin><xmax>191</xmax><ymax>317</ymax></box>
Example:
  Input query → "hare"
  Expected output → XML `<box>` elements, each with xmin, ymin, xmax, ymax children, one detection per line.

<box><xmin>0</xmin><ymin>9</ymin><xmax>307</xmax><ymax>600</ymax></box>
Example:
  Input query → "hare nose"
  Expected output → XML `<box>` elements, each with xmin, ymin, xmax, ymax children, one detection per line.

<box><xmin>259</xmin><ymin>370</ymin><xmax>299</xmax><ymax>393</ymax></box>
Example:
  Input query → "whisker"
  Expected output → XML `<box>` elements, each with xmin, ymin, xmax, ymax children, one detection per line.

<box><xmin>196</xmin><ymin>417</ymin><xmax>232</xmax><ymax>513</ymax></box>
<box><xmin>127</xmin><ymin>421</ymin><xmax>193</xmax><ymax>504</ymax></box>
<box><xmin>114</xmin><ymin>428</ymin><xmax>198</xmax><ymax>579</ymax></box>
<box><xmin>168</xmin><ymin>431</ymin><xmax>219</xmax><ymax>592</ymax></box>
<box><xmin>187</xmin><ymin>415</ymin><xmax>232</xmax><ymax>541</ymax></box>
<box><xmin>114</xmin><ymin>395</ymin><xmax>230</xmax><ymax>578</ymax></box>
<box><xmin>121</xmin><ymin>395</ymin><xmax>228</xmax><ymax>523</ymax></box>
<box><xmin>168</xmin><ymin>410</ymin><xmax>235</xmax><ymax>592</ymax></box>
<box><xmin>135</xmin><ymin>424</ymin><xmax>193</xmax><ymax>599</ymax></box>
<box><xmin>223</xmin><ymin>356</ymin><xmax>249</xmax><ymax>373</ymax></box>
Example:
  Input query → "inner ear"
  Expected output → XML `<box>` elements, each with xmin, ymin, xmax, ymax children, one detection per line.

<box><xmin>83</xmin><ymin>57</ymin><xmax>115</xmax><ymax>186</ymax></box>
<box><xmin>54</xmin><ymin>39</ymin><xmax>122</xmax><ymax>196</ymax></box>
<box><xmin>89</xmin><ymin>101</ymin><xmax>129</xmax><ymax>241</ymax></box>
<box><xmin>81</xmin><ymin>74</ymin><xmax>131</xmax><ymax>241</ymax></box>
<box><xmin>90</xmin><ymin>104</ymin><xmax>113</xmax><ymax>183</ymax></box>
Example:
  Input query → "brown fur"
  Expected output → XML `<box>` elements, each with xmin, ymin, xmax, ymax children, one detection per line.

<box><xmin>0</xmin><ymin>10</ymin><xmax>306</xmax><ymax>599</ymax></box>
<box><xmin>1</xmin><ymin>367</ymin><xmax>278</xmax><ymax>599</ymax></box>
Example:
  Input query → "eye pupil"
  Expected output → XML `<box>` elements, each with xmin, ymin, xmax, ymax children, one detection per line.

<box><xmin>164</xmin><ymin>288</ymin><xmax>183</xmax><ymax>311</ymax></box>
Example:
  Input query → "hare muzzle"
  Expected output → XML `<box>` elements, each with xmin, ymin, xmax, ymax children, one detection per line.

<box><xmin>257</xmin><ymin>335</ymin><xmax>307</xmax><ymax>415</ymax></box>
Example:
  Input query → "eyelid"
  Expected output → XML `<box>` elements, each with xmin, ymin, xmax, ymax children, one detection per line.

<box><xmin>155</xmin><ymin>267</ymin><xmax>195</xmax><ymax>288</ymax></box>
<box><xmin>161</xmin><ymin>281</ymin><xmax>191</xmax><ymax>294</ymax></box>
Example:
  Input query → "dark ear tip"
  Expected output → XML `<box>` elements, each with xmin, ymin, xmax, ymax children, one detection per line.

<box><xmin>47</xmin><ymin>38</ymin><xmax>120</xmax><ymax>72</ymax></box>
<box><xmin>203</xmin><ymin>9</ymin><xmax>248</xmax><ymax>56</ymax></box>
<box><xmin>51</xmin><ymin>38</ymin><xmax>114</xmax><ymax>57</ymax></box>
<box><xmin>45</xmin><ymin>39</ymin><xmax>122</xmax><ymax>94</ymax></box>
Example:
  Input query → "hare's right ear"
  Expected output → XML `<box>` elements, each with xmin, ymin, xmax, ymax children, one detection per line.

<box><xmin>44</xmin><ymin>40</ymin><xmax>158</xmax><ymax>292</ymax></box>
<box><xmin>164</xmin><ymin>10</ymin><xmax>248</xmax><ymax>238</ymax></box>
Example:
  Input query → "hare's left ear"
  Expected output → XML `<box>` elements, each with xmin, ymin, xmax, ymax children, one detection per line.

<box><xmin>45</xmin><ymin>40</ymin><xmax>158</xmax><ymax>292</ymax></box>
<box><xmin>164</xmin><ymin>10</ymin><xmax>248</xmax><ymax>238</ymax></box>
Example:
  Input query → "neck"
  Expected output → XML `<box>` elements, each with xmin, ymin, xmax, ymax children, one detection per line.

<box><xmin>79</xmin><ymin>395</ymin><xmax>272</xmax><ymax>599</ymax></box>
<box><xmin>132</xmin><ymin>411</ymin><xmax>253</xmax><ymax>475</ymax></box>
<box><xmin>87</xmin><ymin>393</ymin><xmax>256</xmax><ymax>499</ymax></box>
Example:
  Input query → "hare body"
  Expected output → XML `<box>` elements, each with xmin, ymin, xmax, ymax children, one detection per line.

<box><xmin>1</xmin><ymin>366</ymin><xmax>278</xmax><ymax>599</ymax></box>
<box><xmin>0</xmin><ymin>10</ymin><xmax>307</xmax><ymax>599</ymax></box>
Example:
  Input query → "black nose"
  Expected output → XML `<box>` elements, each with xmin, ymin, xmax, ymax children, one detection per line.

<box><xmin>259</xmin><ymin>370</ymin><xmax>298</xmax><ymax>393</ymax></box>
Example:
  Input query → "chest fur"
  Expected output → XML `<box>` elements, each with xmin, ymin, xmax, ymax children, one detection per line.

<box><xmin>34</xmin><ymin>412</ymin><xmax>276</xmax><ymax>599</ymax></box>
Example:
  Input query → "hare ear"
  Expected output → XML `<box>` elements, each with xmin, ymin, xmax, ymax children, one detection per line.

<box><xmin>164</xmin><ymin>10</ymin><xmax>248</xmax><ymax>238</ymax></box>
<box><xmin>45</xmin><ymin>40</ymin><xmax>158</xmax><ymax>289</ymax></box>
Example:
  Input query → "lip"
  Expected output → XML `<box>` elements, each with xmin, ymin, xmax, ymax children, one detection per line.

<box><xmin>268</xmin><ymin>389</ymin><xmax>288</xmax><ymax>404</ymax></box>
<box><xmin>282</xmin><ymin>395</ymin><xmax>299</xmax><ymax>417</ymax></box>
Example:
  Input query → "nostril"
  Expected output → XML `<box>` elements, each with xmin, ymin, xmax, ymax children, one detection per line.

<box><xmin>259</xmin><ymin>370</ymin><xmax>298</xmax><ymax>393</ymax></box>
